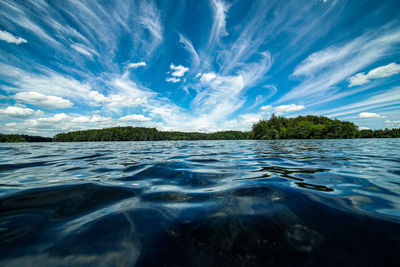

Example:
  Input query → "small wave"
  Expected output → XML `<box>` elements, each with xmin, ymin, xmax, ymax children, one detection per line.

<box><xmin>0</xmin><ymin>140</ymin><xmax>400</xmax><ymax>265</ymax></box>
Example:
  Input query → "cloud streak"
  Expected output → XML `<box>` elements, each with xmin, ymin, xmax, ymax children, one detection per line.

<box><xmin>178</xmin><ymin>33</ymin><xmax>200</xmax><ymax>66</ymax></box>
<box><xmin>279</xmin><ymin>26</ymin><xmax>400</xmax><ymax>104</ymax></box>
<box><xmin>0</xmin><ymin>29</ymin><xmax>27</xmax><ymax>44</ymax></box>
<box><xmin>323</xmin><ymin>87</ymin><xmax>400</xmax><ymax>118</ymax></box>
<box><xmin>208</xmin><ymin>0</ymin><xmax>229</xmax><ymax>47</ymax></box>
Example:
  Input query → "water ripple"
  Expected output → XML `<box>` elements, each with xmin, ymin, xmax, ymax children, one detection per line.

<box><xmin>0</xmin><ymin>139</ymin><xmax>399</xmax><ymax>266</ymax></box>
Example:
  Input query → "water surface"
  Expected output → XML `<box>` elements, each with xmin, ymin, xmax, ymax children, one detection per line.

<box><xmin>1</xmin><ymin>139</ymin><xmax>399</xmax><ymax>266</ymax></box>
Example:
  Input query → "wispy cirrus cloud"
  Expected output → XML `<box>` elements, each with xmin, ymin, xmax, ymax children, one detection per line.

<box><xmin>279</xmin><ymin>26</ymin><xmax>400</xmax><ymax>104</ymax></box>
<box><xmin>139</xmin><ymin>0</ymin><xmax>163</xmax><ymax>41</ymax></box>
<box><xmin>178</xmin><ymin>33</ymin><xmax>200</xmax><ymax>67</ymax></box>
<box><xmin>119</xmin><ymin>114</ymin><xmax>151</xmax><ymax>122</ymax></box>
<box><xmin>189</xmin><ymin>52</ymin><xmax>272</xmax><ymax>130</ymax></box>
<box><xmin>208</xmin><ymin>0</ymin><xmax>230</xmax><ymax>47</ymax></box>
<box><xmin>323</xmin><ymin>87</ymin><xmax>400</xmax><ymax>118</ymax></box>
<box><xmin>0</xmin><ymin>63</ymin><xmax>91</xmax><ymax>100</ymax></box>
<box><xmin>70</xmin><ymin>43</ymin><xmax>99</xmax><ymax>59</ymax></box>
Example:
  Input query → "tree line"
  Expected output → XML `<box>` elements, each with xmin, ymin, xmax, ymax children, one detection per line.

<box><xmin>251</xmin><ymin>114</ymin><xmax>400</xmax><ymax>139</ymax></box>
<box><xmin>1</xmin><ymin>115</ymin><xmax>399</xmax><ymax>142</ymax></box>
<box><xmin>52</xmin><ymin>127</ymin><xmax>248</xmax><ymax>142</ymax></box>
<box><xmin>0</xmin><ymin>133</ymin><xmax>52</xmax><ymax>142</ymax></box>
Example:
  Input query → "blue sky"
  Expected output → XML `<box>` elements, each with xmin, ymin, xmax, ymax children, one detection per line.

<box><xmin>0</xmin><ymin>0</ymin><xmax>399</xmax><ymax>136</ymax></box>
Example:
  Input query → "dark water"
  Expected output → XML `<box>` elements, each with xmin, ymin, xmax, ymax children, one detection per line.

<box><xmin>0</xmin><ymin>139</ymin><xmax>400</xmax><ymax>266</ymax></box>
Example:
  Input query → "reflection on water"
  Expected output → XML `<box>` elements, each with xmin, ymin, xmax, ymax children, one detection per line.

<box><xmin>0</xmin><ymin>139</ymin><xmax>400</xmax><ymax>266</ymax></box>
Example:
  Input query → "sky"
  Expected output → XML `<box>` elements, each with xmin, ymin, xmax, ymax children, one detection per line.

<box><xmin>0</xmin><ymin>0</ymin><xmax>399</xmax><ymax>137</ymax></box>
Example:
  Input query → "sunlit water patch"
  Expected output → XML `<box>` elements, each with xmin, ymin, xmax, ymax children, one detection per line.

<box><xmin>0</xmin><ymin>139</ymin><xmax>399</xmax><ymax>266</ymax></box>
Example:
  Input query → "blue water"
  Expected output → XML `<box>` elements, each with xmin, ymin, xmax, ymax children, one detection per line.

<box><xmin>0</xmin><ymin>139</ymin><xmax>399</xmax><ymax>266</ymax></box>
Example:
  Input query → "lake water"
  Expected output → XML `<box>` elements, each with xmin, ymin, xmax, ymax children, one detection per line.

<box><xmin>0</xmin><ymin>139</ymin><xmax>399</xmax><ymax>266</ymax></box>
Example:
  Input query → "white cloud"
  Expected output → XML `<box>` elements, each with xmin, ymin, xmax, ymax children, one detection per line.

<box><xmin>358</xmin><ymin>126</ymin><xmax>370</xmax><ymax>130</ymax></box>
<box><xmin>0</xmin><ymin>106</ymin><xmax>40</xmax><ymax>118</ymax></box>
<box><xmin>119</xmin><ymin>114</ymin><xmax>151</xmax><ymax>122</ymax></box>
<box><xmin>164</xmin><ymin>63</ymin><xmax>189</xmax><ymax>83</ymax></box>
<box><xmin>88</xmin><ymin>88</ymin><xmax>149</xmax><ymax>112</ymax></box>
<box><xmin>348</xmin><ymin>63</ymin><xmax>400</xmax><ymax>87</ymax></box>
<box><xmin>78</xmin><ymin>115</ymin><xmax>111</xmax><ymax>123</ymax></box>
<box><xmin>0</xmin><ymin>29</ymin><xmax>27</xmax><ymax>44</ymax></box>
<box><xmin>14</xmin><ymin>92</ymin><xmax>73</xmax><ymax>109</ymax></box>
<box><xmin>170</xmin><ymin>64</ymin><xmax>189</xmax><ymax>77</ymax></box>
<box><xmin>240</xmin><ymin>113</ymin><xmax>262</xmax><ymax>125</ymax></box>
<box><xmin>275</xmin><ymin>104</ymin><xmax>305</xmax><ymax>113</ymax></box>
<box><xmin>348</xmin><ymin>73</ymin><xmax>369</xmax><ymax>87</ymax></box>
<box><xmin>128</xmin><ymin>62</ymin><xmax>147</xmax><ymax>68</ymax></box>
<box><xmin>165</xmin><ymin>77</ymin><xmax>181</xmax><ymax>83</ymax></box>
<box><xmin>87</xmin><ymin>74</ymin><xmax>153</xmax><ymax>112</ymax></box>
<box><xmin>259</xmin><ymin>104</ymin><xmax>305</xmax><ymax>115</ymax></box>
<box><xmin>200</xmin><ymin>72</ymin><xmax>217</xmax><ymax>82</ymax></box>
<box><xmin>4</xmin><ymin>113</ymin><xmax>115</xmax><ymax>136</ymax></box>
<box><xmin>88</xmin><ymin>91</ymin><xmax>108</xmax><ymax>103</ymax></box>
<box><xmin>44</xmin><ymin>113</ymin><xmax>111</xmax><ymax>126</ymax></box>
<box><xmin>357</xmin><ymin>112</ymin><xmax>384</xmax><ymax>119</ymax></box>
<box><xmin>37</xmin><ymin>113</ymin><xmax>69</xmax><ymax>123</ymax></box>
<box><xmin>260</xmin><ymin>105</ymin><xmax>272</xmax><ymax>111</ymax></box>
<box><xmin>368</xmin><ymin>63</ymin><xmax>400</xmax><ymax>79</ymax></box>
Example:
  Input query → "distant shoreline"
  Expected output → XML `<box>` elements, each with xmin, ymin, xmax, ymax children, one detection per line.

<box><xmin>2</xmin><ymin>138</ymin><xmax>399</xmax><ymax>144</ymax></box>
<box><xmin>2</xmin><ymin>115</ymin><xmax>399</xmax><ymax>142</ymax></box>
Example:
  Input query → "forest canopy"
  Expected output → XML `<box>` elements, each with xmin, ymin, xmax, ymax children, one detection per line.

<box><xmin>0</xmin><ymin>134</ymin><xmax>52</xmax><ymax>142</ymax></box>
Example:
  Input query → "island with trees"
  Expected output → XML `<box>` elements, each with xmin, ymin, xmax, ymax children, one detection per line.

<box><xmin>1</xmin><ymin>115</ymin><xmax>399</xmax><ymax>142</ymax></box>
